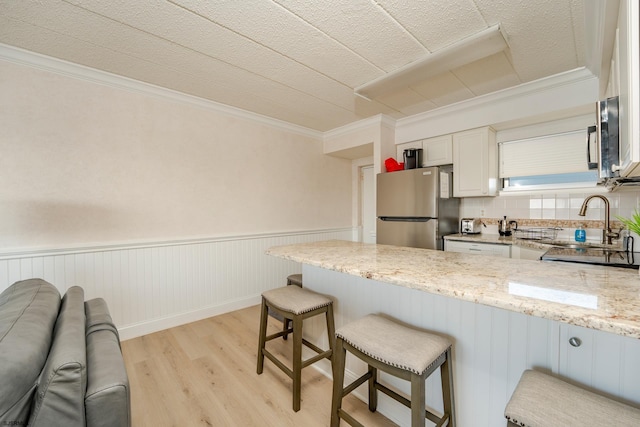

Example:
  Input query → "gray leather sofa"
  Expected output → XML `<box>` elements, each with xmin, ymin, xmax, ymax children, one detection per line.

<box><xmin>0</xmin><ymin>278</ymin><xmax>130</xmax><ymax>427</ymax></box>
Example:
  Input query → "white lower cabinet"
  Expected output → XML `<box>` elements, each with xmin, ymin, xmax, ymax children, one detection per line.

<box><xmin>444</xmin><ymin>240</ymin><xmax>511</xmax><ymax>258</ymax></box>
<box><xmin>510</xmin><ymin>245</ymin><xmax>546</xmax><ymax>260</ymax></box>
<box><xmin>559</xmin><ymin>323</ymin><xmax>640</xmax><ymax>402</ymax></box>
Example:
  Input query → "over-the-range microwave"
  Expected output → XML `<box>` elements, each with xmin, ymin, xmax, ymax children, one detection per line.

<box><xmin>588</xmin><ymin>96</ymin><xmax>640</xmax><ymax>189</ymax></box>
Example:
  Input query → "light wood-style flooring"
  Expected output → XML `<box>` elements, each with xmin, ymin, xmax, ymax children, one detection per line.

<box><xmin>121</xmin><ymin>305</ymin><xmax>397</xmax><ymax>426</ymax></box>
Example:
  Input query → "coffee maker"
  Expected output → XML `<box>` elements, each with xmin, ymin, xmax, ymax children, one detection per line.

<box><xmin>403</xmin><ymin>148</ymin><xmax>423</xmax><ymax>169</ymax></box>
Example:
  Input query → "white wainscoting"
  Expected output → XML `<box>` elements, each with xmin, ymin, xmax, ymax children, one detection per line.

<box><xmin>0</xmin><ymin>228</ymin><xmax>355</xmax><ymax>340</ymax></box>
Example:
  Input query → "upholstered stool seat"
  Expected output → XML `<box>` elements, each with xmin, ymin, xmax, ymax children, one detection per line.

<box><xmin>331</xmin><ymin>314</ymin><xmax>455</xmax><ymax>427</ymax></box>
<box><xmin>257</xmin><ymin>285</ymin><xmax>335</xmax><ymax>412</ymax></box>
<box><xmin>505</xmin><ymin>369</ymin><xmax>640</xmax><ymax>427</ymax></box>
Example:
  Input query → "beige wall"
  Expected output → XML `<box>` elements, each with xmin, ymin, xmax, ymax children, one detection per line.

<box><xmin>0</xmin><ymin>60</ymin><xmax>352</xmax><ymax>251</ymax></box>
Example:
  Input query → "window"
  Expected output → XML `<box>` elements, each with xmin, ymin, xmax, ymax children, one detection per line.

<box><xmin>499</xmin><ymin>130</ymin><xmax>597</xmax><ymax>190</ymax></box>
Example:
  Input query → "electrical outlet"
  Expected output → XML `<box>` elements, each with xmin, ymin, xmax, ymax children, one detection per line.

<box><xmin>480</xmin><ymin>209</ymin><xmax>485</xmax><ymax>217</ymax></box>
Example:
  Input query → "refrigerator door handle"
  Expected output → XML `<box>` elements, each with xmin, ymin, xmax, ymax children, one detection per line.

<box><xmin>378</xmin><ymin>217</ymin><xmax>433</xmax><ymax>222</ymax></box>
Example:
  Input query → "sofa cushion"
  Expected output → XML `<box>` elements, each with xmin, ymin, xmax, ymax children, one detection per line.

<box><xmin>29</xmin><ymin>286</ymin><xmax>87</xmax><ymax>427</ymax></box>
<box><xmin>0</xmin><ymin>279</ymin><xmax>61</xmax><ymax>425</ymax></box>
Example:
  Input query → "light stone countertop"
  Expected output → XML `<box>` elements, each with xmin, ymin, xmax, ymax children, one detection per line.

<box><xmin>266</xmin><ymin>239</ymin><xmax>640</xmax><ymax>339</ymax></box>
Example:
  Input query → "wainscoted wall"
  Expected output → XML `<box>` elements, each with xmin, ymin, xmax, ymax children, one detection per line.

<box><xmin>0</xmin><ymin>228</ymin><xmax>355</xmax><ymax>340</ymax></box>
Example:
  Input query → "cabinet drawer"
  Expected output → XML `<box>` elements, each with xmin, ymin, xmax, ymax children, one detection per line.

<box><xmin>445</xmin><ymin>240</ymin><xmax>511</xmax><ymax>258</ymax></box>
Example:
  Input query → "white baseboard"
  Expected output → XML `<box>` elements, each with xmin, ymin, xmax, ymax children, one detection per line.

<box><xmin>118</xmin><ymin>294</ymin><xmax>261</xmax><ymax>341</ymax></box>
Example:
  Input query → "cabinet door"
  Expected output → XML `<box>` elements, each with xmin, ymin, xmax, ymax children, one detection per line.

<box><xmin>444</xmin><ymin>240</ymin><xmax>510</xmax><ymax>258</ymax></box>
<box><xmin>559</xmin><ymin>323</ymin><xmax>640</xmax><ymax>403</ymax></box>
<box><xmin>510</xmin><ymin>245</ymin><xmax>546</xmax><ymax>260</ymax></box>
<box><xmin>618</xmin><ymin>0</ymin><xmax>640</xmax><ymax>177</ymax></box>
<box><xmin>423</xmin><ymin>135</ymin><xmax>453</xmax><ymax>166</ymax></box>
<box><xmin>453</xmin><ymin>127</ymin><xmax>497</xmax><ymax>197</ymax></box>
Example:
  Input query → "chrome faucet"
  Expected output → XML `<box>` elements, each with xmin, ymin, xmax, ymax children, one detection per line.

<box><xmin>578</xmin><ymin>195</ymin><xmax>619</xmax><ymax>245</ymax></box>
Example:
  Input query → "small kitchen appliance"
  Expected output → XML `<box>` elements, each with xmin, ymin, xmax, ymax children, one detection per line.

<box><xmin>403</xmin><ymin>148</ymin><xmax>423</xmax><ymax>170</ymax></box>
<box><xmin>461</xmin><ymin>218</ymin><xmax>482</xmax><ymax>234</ymax></box>
<box><xmin>498</xmin><ymin>216</ymin><xmax>518</xmax><ymax>236</ymax></box>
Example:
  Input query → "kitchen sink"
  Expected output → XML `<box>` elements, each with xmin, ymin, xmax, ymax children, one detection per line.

<box><xmin>541</xmin><ymin>245</ymin><xmax>639</xmax><ymax>269</ymax></box>
<box><xmin>548</xmin><ymin>241</ymin><xmax>618</xmax><ymax>250</ymax></box>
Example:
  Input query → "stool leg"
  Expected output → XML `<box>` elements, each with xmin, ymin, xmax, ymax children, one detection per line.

<box><xmin>330</xmin><ymin>336</ymin><xmax>346</xmax><ymax>427</ymax></box>
<box><xmin>256</xmin><ymin>298</ymin><xmax>268</xmax><ymax>375</ymax></box>
<box><xmin>441</xmin><ymin>348</ymin><xmax>455</xmax><ymax>427</ymax></box>
<box><xmin>325</xmin><ymin>303</ymin><xmax>336</xmax><ymax>355</ymax></box>
<box><xmin>292</xmin><ymin>314</ymin><xmax>303</xmax><ymax>412</ymax></box>
<box><xmin>410</xmin><ymin>373</ymin><xmax>426</xmax><ymax>427</ymax></box>
<box><xmin>282</xmin><ymin>318</ymin><xmax>290</xmax><ymax>341</ymax></box>
<box><xmin>368</xmin><ymin>365</ymin><xmax>377</xmax><ymax>412</ymax></box>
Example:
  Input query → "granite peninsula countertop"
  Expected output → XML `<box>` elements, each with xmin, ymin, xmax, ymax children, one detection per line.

<box><xmin>266</xmin><ymin>240</ymin><xmax>640</xmax><ymax>339</ymax></box>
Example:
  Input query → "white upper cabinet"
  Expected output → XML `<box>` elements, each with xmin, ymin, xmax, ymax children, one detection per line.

<box><xmin>617</xmin><ymin>0</ymin><xmax>640</xmax><ymax>177</ymax></box>
<box><xmin>395</xmin><ymin>135</ymin><xmax>453</xmax><ymax>167</ymax></box>
<box><xmin>453</xmin><ymin>127</ymin><xmax>498</xmax><ymax>197</ymax></box>
<box><xmin>422</xmin><ymin>134</ymin><xmax>453</xmax><ymax>166</ymax></box>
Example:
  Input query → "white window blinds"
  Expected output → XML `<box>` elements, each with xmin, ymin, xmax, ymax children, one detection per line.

<box><xmin>499</xmin><ymin>130</ymin><xmax>589</xmax><ymax>178</ymax></box>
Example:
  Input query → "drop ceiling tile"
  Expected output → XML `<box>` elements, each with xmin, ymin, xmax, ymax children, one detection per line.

<box><xmin>64</xmin><ymin>0</ymin><xmax>358</xmax><ymax>110</ymax></box>
<box><xmin>375</xmin><ymin>87</ymin><xmax>433</xmax><ymax>112</ymax></box>
<box><xmin>170</xmin><ymin>0</ymin><xmax>383</xmax><ymax>87</ymax></box>
<box><xmin>411</xmin><ymin>72</ymin><xmax>475</xmax><ymax>107</ymax></box>
<box><xmin>376</xmin><ymin>0</ymin><xmax>487</xmax><ymax>52</ymax></box>
<box><xmin>474</xmin><ymin>0</ymin><xmax>583</xmax><ymax>82</ymax></box>
<box><xmin>396</xmin><ymin>99</ymin><xmax>440</xmax><ymax>117</ymax></box>
<box><xmin>274</xmin><ymin>0</ymin><xmax>426</xmax><ymax>71</ymax></box>
<box><xmin>452</xmin><ymin>52</ymin><xmax>521</xmax><ymax>96</ymax></box>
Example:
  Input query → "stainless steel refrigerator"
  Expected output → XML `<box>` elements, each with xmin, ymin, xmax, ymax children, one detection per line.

<box><xmin>376</xmin><ymin>166</ymin><xmax>459</xmax><ymax>250</ymax></box>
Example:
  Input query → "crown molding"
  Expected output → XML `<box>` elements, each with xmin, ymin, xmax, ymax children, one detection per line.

<box><xmin>0</xmin><ymin>43</ymin><xmax>323</xmax><ymax>140</ymax></box>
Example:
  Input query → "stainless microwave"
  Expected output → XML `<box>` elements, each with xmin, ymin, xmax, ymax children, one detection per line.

<box><xmin>587</xmin><ymin>96</ymin><xmax>619</xmax><ymax>182</ymax></box>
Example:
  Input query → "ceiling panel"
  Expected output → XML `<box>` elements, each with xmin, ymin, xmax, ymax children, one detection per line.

<box><xmin>274</xmin><ymin>0</ymin><xmax>427</xmax><ymax>71</ymax></box>
<box><xmin>0</xmin><ymin>0</ymin><xmax>598</xmax><ymax>132</ymax></box>
<box><xmin>453</xmin><ymin>52</ymin><xmax>521</xmax><ymax>96</ymax></box>
<box><xmin>170</xmin><ymin>0</ymin><xmax>383</xmax><ymax>87</ymax></box>
<box><xmin>376</xmin><ymin>0</ymin><xmax>487</xmax><ymax>52</ymax></box>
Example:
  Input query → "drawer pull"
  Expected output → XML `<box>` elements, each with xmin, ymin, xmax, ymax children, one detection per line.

<box><xmin>569</xmin><ymin>337</ymin><xmax>582</xmax><ymax>347</ymax></box>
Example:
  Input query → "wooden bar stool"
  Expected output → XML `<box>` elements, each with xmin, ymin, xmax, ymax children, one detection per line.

<box><xmin>331</xmin><ymin>314</ymin><xmax>455</xmax><ymax>427</ymax></box>
<box><xmin>286</xmin><ymin>273</ymin><xmax>303</xmax><ymax>287</ymax></box>
<box><xmin>257</xmin><ymin>285</ymin><xmax>335</xmax><ymax>412</ymax></box>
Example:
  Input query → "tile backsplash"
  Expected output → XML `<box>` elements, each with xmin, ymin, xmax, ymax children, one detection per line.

<box><xmin>460</xmin><ymin>189</ymin><xmax>640</xmax><ymax>241</ymax></box>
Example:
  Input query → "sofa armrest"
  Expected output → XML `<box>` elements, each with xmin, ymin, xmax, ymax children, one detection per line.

<box><xmin>84</xmin><ymin>298</ymin><xmax>130</xmax><ymax>427</ymax></box>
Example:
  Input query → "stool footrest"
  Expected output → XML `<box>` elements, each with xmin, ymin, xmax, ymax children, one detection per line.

<box><xmin>262</xmin><ymin>349</ymin><xmax>293</xmax><ymax>378</ymax></box>
<box><xmin>342</xmin><ymin>371</ymin><xmax>373</xmax><ymax>397</ymax></box>
<box><xmin>376</xmin><ymin>382</ymin><xmax>411</xmax><ymax>409</ymax></box>
<box><xmin>337</xmin><ymin>408</ymin><xmax>365</xmax><ymax>427</ymax></box>
<box><xmin>302</xmin><ymin>349</ymin><xmax>332</xmax><ymax>368</ymax></box>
